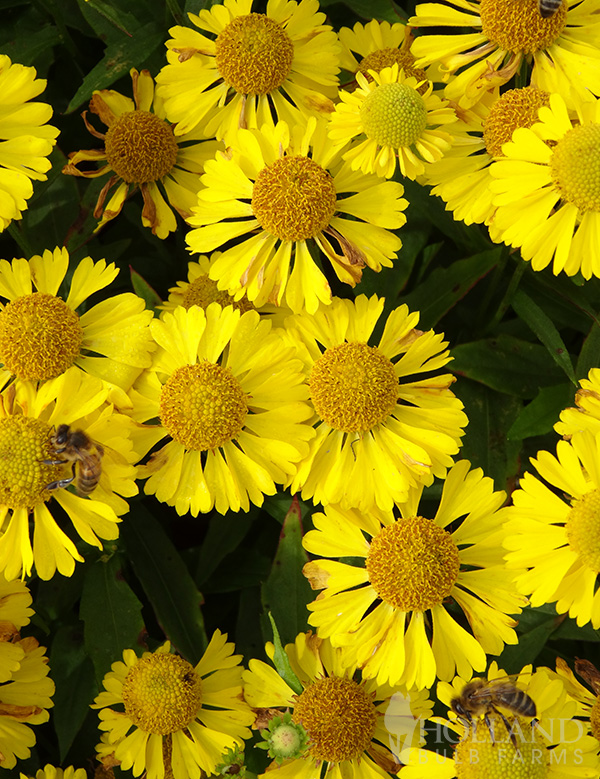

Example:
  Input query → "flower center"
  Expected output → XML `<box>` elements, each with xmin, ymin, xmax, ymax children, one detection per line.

<box><xmin>483</xmin><ymin>86</ymin><xmax>550</xmax><ymax>157</ymax></box>
<box><xmin>359</xmin><ymin>82</ymin><xmax>427</xmax><ymax>148</ymax></box>
<box><xmin>590</xmin><ymin>697</ymin><xmax>600</xmax><ymax>742</ymax></box>
<box><xmin>121</xmin><ymin>652</ymin><xmax>202</xmax><ymax>734</ymax></box>
<box><xmin>358</xmin><ymin>49</ymin><xmax>427</xmax><ymax>87</ymax></box>
<box><xmin>550</xmin><ymin>124</ymin><xmax>600</xmax><ymax>213</ymax></box>
<box><xmin>0</xmin><ymin>418</ymin><xmax>69</xmax><ymax>509</ymax></box>
<box><xmin>159</xmin><ymin>363</ymin><xmax>248</xmax><ymax>451</ymax></box>
<box><xmin>215</xmin><ymin>14</ymin><xmax>294</xmax><ymax>95</ymax></box>
<box><xmin>454</xmin><ymin>713</ymin><xmax>548</xmax><ymax>778</ymax></box>
<box><xmin>566</xmin><ymin>489</ymin><xmax>600</xmax><ymax>571</ymax></box>
<box><xmin>366</xmin><ymin>517</ymin><xmax>460</xmax><ymax>611</ymax></box>
<box><xmin>292</xmin><ymin>676</ymin><xmax>378</xmax><ymax>763</ymax></box>
<box><xmin>479</xmin><ymin>0</ymin><xmax>566</xmax><ymax>54</ymax></box>
<box><xmin>105</xmin><ymin>110</ymin><xmax>179</xmax><ymax>184</ymax></box>
<box><xmin>0</xmin><ymin>293</ymin><xmax>83</xmax><ymax>381</ymax></box>
<box><xmin>309</xmin><ymin>342</ymin><xmax>398</xmax><ymax>433</ymax></box>
<box><xmin>181</xmin><ymin>276</ymin><xmax>253</xmax><ymax>313</ymax></box>
<box><xmin>252</xmin><ymin>155</ymin><xmax>337</xmax><ymax>242</ymax></box>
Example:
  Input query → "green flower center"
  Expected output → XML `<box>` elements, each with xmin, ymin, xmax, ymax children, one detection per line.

<box><xmin>309</xmin><ymin>342</ymin><xmax>398</xmax><ymax>432</ymax></box>
<box><xmin>483</xmin><ymin>86</ymin><xmax>550</xmax><ymax>157</ymax></box>
<box><xmin>181</xmin><ymin>276</ymin><xmax>253</xmax><ymax>313</ymax></box>
<box><xmin>360</xmin><ymin>82</ymin><xmax>427</xmax><ymax>148</ymax></box>
<box><xmin>105</xmin><ymin>110</ymin><xmax>179</xmax><ymax>184</ymax></box>
<box><xmin>252</xmin><ymin>155</ymin><xmax>337</xmax><ymax>241</ymax></box>
<box><xmin>550</xmin><ymin>124</ymin><xmax>600</xmax><ymax>212</ymax></box>
<box><xmin>479</xmin><ymin>0</ymin><xmax>566</xmax><ymax>54</ymax></box>
<box><xmin>566</xmin><ymin>489</ymin><xmax>600</xmax><ymax>571</ymax></box>
<box><xmin>0</xmin><ymin>417</ymin><xmax>69</xmax><ymax>509</ymax></box>
<box><xmin>159</xmin><ymin>362</ymin><xmax>248</xmax><ymax>451</ymax></box>
<box><xmin>215</xmin><ymin>14</ymin><xmax>294</xmax><ymax>95</ymax></box>
<box><xmin>0</xmin><ymin>292</ymin><xmax>83</xmax><ymax>381</ymax></box>
<box><xmin>292</xmin><ymin>676</ymin><xmax>377</xmax><ymax>763</ymax></box>
<box><xmin>122</xmin><ymin>652</ymin><xmax>202</xmax><ymax>734</ymax></box>
<box><xmin>358</xmin><ymin>49</ymin><xmax>427</xmax><ymax>88</ymax></box>
<box><xmin>367</xmin><ymin>517</ymin><xmax>460</xmax><ymax>611</ymax></box>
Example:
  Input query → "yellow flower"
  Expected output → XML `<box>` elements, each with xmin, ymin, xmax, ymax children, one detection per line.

<box><xmin>243</xmin><ymin>631</ymin><xmax>433</xmax><ymax>778</ymax></box>
<box><xmin>489</xmin><ymin>93</ymin><xmax>600</xmax><ymax>278</ymax></box>
<box><xmin>155</xmin><ymin>0</ymin><xmax>340</xmax><ymax>145</ymax></box>
<box><xmin>20</xmin><ymin>767</ymin><xmax>87</xmax><ymax>779</ymax></box>
<box><xmin>0</xmin><ymin>575</ymin><xmax>34</xmax><ymax>683</ymax></box>
<box><xmin>0</xmin><ymin>368</ymin><xmax>138</xmax><ymax>580</ymax></box>
<box><xmin>92</xmin><ymin>634</ymin><xmax>253</xmax><ymax>779</ymax></box>
<box><xmin>63</xmin><ymin>68</ymin><xmax>222</xmax><ymax>238</ymax></box>
<box><xmin>303</xmin><ymin>460</ymin><xmax>524</xmax><ymax>690</ymax></box>
<box><xmin>131</xmin><ymin>304</ymin><xmax>314</xmax><ymax>515</ymax></box>
<box><xmin>553</xmin><ymin>658</ymin><xmax>600</xmax><ymax>744</ymax></box>
<box><xmin>186</xmin><ymin>119</ymin><xmax>407</xmax><ymax>314</ymax></box>
<box><xmin>409</xmin><ymin>0</ymin><xmax>600</xmax><ymax>109</ymax></box>
<box><xmin>286</xmin><ymin>294</ymin><xmax>467</xmax><ymax>510</ymax></box>
<box><xmin>328</xmin><ymin>64</ymin><xmax>456</xmax><ymax>179</ymax></box>
<box><xmin>555</xmin><ymin>368</ymin><xmax>600</xmax><ymax>438</ymax></box>
<box><xmin>504</xmin><ymin>431</ymin><xmax>600</xmax><ymax>628</ymax></box>
<box><xmin>0</xmin><ymin>55</ymin><xmax>59</xmax><ymax>232</ymax></box>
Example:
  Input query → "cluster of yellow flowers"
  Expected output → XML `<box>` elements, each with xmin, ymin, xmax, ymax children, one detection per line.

<box><xmin>1</xmin><ymin>0</ymin><xmax>600</xmax><ymax>776</ymax></box>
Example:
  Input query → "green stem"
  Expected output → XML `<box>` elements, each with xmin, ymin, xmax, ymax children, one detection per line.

<box><xmin>7</xmin><ymin>223</ymin><xmax>34</xmax><ymax>258</ymax></box>
<box><xmin>165</xmin><ymin>0</ymin><xmax>185</xmax><ymax>25</ymax></box>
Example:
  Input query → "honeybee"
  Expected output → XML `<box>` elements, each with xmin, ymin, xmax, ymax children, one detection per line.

<box><xmin>537</xmin><ymin>0</ymin><xmax>562</xmax><ymax>18</ymax></box>
<box><xmin>451</xmin><ymin>677</ymin><xmax>537</xmax><ymax>749</ymax></box>
<box><xmin>44</xmin><ymin>424</ymin><xmax>104</xmax><ymax>497</ymax></box>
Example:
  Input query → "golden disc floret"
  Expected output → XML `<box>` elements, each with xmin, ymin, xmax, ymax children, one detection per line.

<box><xmin>104</xmin><ymin>110</ymin><xmax>179</xmax><ymax>184</ymax></box>
<box><xmin>0</xmin><ymin>292</ymin><xmax>83</xmax><ymax>381</ymax></box>
<box><xmin>159</xmin><ymin>362</ymin><xmax>248</xmax><ymax>451</ymax></box>
<box><xmin>182</xmin><ymin>276</ymin><xmax>253</xmax><ymax>313</ymax></box>
<box><xmin>215</xmin><ymin>14</ymin><xmax>294</xmax><ymax>95</ymax></box>
<box><xmin>252</xmin><ymin>155</ymin><xmax>337</xmax><ymax>242</ymax></box>
<box><xmin>0</xmin><ymin>417</ymin><xmax>68</xmax><ymax>509</ymax></box>
<box><xmin>566</xmin><ymin>489</ymin><xmax>600</xmax><ymax>572</ymax></box>
<box><xmin>121</xmin><ymin>652</ymin><xmax>202</xmax><ymax>734</ymax></box>
<box><xmin>358</xmin><ymin>49</ymin><xmax>427</xmax><ymax>86</ymax></box>
<box><xmin>309</xmin><ymin>342</ymin><xmax>398</xmax><ymax>432</ymax></box>
<box><xmin>366</xmin><ymin>517</ymin><xmax>460</xmax><ymax>611</ymax></box>
<box><xmin>483</xmin><ymin>86</ymin><xmax>550</xmax><ymax>157</ymax></box>
<box><xmin>360</xmin><ymin>82</ymin><xmax>428</xmax><ymax>148</ymax></box>
<box><xmin>479</xmin><ymin>0</ymin><xmax>566</xmax><ymax>54</ymax></box>
<box><xmin>292</xmin><ymin>676</ymin><xmax>377</xmax><ymax>762</ymax></box>
<box><xmin>550</xmin><ymin>124</ymin><xmax>600</xmax><ymax>213</ymax></box>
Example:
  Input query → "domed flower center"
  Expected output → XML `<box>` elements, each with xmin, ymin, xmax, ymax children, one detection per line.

<box><xmin>454</xmin><ymin>713</ymin><xmax>548</xmax><ymax>778</ymax></box>
<box><xmin>550</xmin><ymin>124</ymin><xmax>600</xmax><ymax>212</ymax></box>
<box><xmin>360</xmin><ymin>82</ymin><xmax>427</xmax><ymax>148</ymax></box>
<box><xmin>181</xmin><ymin>276</ymin><xmax>253</xmax><ymax>313</ymax></box>
<box><xmin>121</xmin><ymin>652</ymin><xmax>202</xmax><ymax>734</ymax></box>
<box><xmin>292</xmin><ymin>676</ymin><xmax>377</xmax><ymax>762</ymax></box>
<box><xmin>159</xmin><ymin>362</ymin><xmax>248</xmax><ymax>451</ymax></box>
<box><xmin>105</xmin><ymin>110</ymin><xmax>179</xmax><ymax>184</ymax></box>
<box><xmin>309</xmin><ymin>342</ymin><xmax>398</xmax><ymax>432</ymax></box>
<box><xmin>0</xmin><ymin>417</ymin><xmax>69</xmax><ymax>509</ymax></box>
<box><xmin>566</xmin><ymin>489</ymin><xmax>600</xmax><ymax>571</ymax></box>
<box><xmin>215</xmin><ymin>14</ymin><xmax>294</xmax><ymax>95</ymax></box>
<box><xmin>252</xmin><ymin>155</ymin><xmax>337</xmax><ymax>242</ymax></box>
<box><xmin>366</xmin><ymin>517</ymin><xmax>460</xmax><ymax>611</ymax></box>
<box><xmin>590</xmin><ymin>697</ymin><xmax>600</xmax><ymax>742</ymax></box>
<box><xmin>358</xmin><ymin>49</ymin><xmax>427</xmax><ymax>87</ymax></box>
<box><xmin>483</xmin><ymin>86</ymin><xmax>550</xmax><ymax>157</ymax></box>
<box><xmin>0</xmin><ymin>293</ymin><xmax>83</xmax><ymax>381</ymax></box>
<box><xmin>479</xmin><ymin>0</ymin><xmax>566</xmax><ymax>54</ymax></box>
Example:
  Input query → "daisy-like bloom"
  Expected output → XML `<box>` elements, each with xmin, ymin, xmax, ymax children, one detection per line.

<box><xmin>0</xmin><ymin>247</ymin><xmax>154</xmax><ymax>405</ymax></box>
<box><xmin>0</xmin><ymin>576</ymin><xmax>33</xmax><ymax>682</ymax></box>
<box><xmin>489</xmin><ymin>93</ymin><xmax>600</xmax><ymax>278</ymax></box>
<box><xmin>553</xmin><ymin>658</ymin><xmax>600</xmax><ymax>746</ymax></box>
<box><xmin>92</xmin><ymin>633</ymin><xmax>253</xmax><ymax>779</ymax></box>
<box><xmin>243</xmin><ymin>631</ymin><xmax>433</xmax><ymax>778</ymax></box>
<box><xmin>286</xmin><ymin>294</ymin><xmax>467</xmax><ymax>510</ymax></box>
<box><xmin>20</xmin><ymin>768</ymin><xmax>87</xmax><ymax>779</ymax></box>
<box><xmin>0</xmin><ymin>635</ymin><xmax>54</xmax><ymax>769</ymax></box>
<box><xmin>328</xmin><ymin>64</ymin><xmax>456</xmax><ymax>180</ymax></box>
<box><xmin>63</xmin><ymin>68</ymin><xmax>222</xmax><ymax>238</ymax></box>
<box><xmin>401</xmin><ymin>663</ymin><xmax>600</xmax><ymax>779</ymax></box>
<box><xmin>131</xmin><ymin>304</ymin><xmax>314</xmax><ymax>515</ymax></box>
<box><xmin>504</xmin><ymin>430</ymin><xmax>600</xmax><ymax>628</ymax></box>
<box><xmin>303</xmin><ymin>459</ymin><xmax>524</xmax><ymax>690</ymax></box>
<box><xmin>409</xmin><ymin>0</ymin><xmax>600</xmax><ymax>109</ymax></box>
<box><xmin>186</xmin><ymin>119</ymin><xmax>407</xmax><ymax>314</ymax></box>
<box><xmin>155</xmin><ymin>0</ymin><xmax>340</xmax><ymax>145</ymax></box>
<box><xmin>0</xmin><ymin>367</ymin><xmax>138</xmax><ymax>580</ymax></box>
<box><xmin>555</xmin><ymin>368</ymin><xmax>600</xmax><ymax>438</ymax></box>
<box><xmin>0</xmin><ymin>55</ymin><xmax>59</xmax><ymax>232</ymax></box>
<box><xmin>424</xmin><ymin>85</ymin><xmax>550</xmax><ymax>226</ymax></box>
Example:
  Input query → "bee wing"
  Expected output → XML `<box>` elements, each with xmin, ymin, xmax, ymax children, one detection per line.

<box><xmin>466</xmin><ymin>674</ymin><xmax>526</xmax><ymax>701</ymax></box>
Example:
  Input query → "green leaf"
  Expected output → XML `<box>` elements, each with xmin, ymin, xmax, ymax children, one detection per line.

<box><xmin>507</xmin><ymin>384</ymin><xmax>573</xmax><ymax>440</ymax></box>
<box><xmin>512</xmin><ymin>289</ymin><xmax>577</xmax><ymax>385</ymax></box>
<box><xmin>120</xmin><ymin>502</ymin><xmax>208</xmax><ymax>664</ymax></box>
<box><xmin>576</xmin><ymin>321</ymin><xmax>600</xmax><ymax>380</ymax></box>
<box><xmin>321</xmin><ymin>0</ymin><xmax>404</xmax><ymax>22</ymax></box>
<box><xmin>79</xmin><ymin>0</ymin><xmax>135</xmax><ymax>36</ymax></box>
<box><xmin>130</xmin><ymin>267</ymin><xmax>162</xmax><ymax>313</ymax></box>
<box><xmin>497</xmin><ymin>618</ymin><xmax>561</xmax><ymax>674</ymax></box>
<box><xmin>195</xmin><ymin>509</ymin><xmax>257</xmax><ymax>586</ymax></box>
<box><xmin>267</xmin><ymin>613</ymin><xmax>303</xmax><ymax>695</ymax></box>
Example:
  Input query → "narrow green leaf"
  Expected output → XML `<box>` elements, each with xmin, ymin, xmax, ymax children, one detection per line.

<box><xmin>507</xmin><ymin>384</ymin><xmax>573</xmax><ymax>440</ymax></box>
<box><xmin>267</xmin><ymin>613</ymin><xmax>303</xmax><ymax>695</ymax></box>
<box><xmin>497</xmin><ymin>619</ymin><xmax>560</xmax><ymax>674</ymax></box>
<box><xmin>512</xmin><ymin>289</ymin><xmax>577</xmax><ymax>385</ymax></box>
<box><xmin>576</xmin><ymin>321</ymin><xmax>600</xmax><ymax>380</ymax></box>
<box><xmin>80</xmin><ymin>0</ymin><xmax>134</xmax><ymax>35</ymax></box>
<box><xmin>130</xmin><ymin>267</ymin><xmax>162</xmax><ymax>313</ymax></box>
